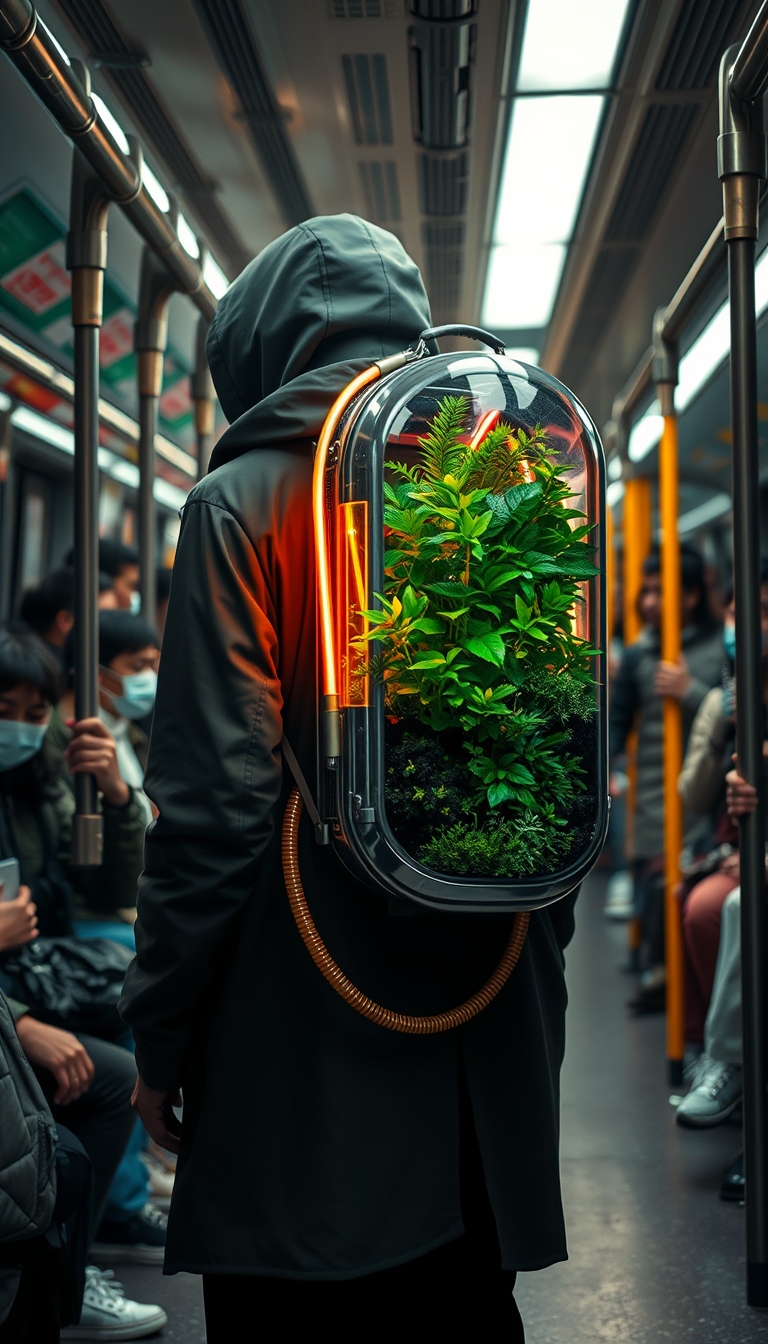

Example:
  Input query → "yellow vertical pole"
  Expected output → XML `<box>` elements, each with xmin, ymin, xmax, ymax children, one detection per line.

<box><xmin>623</xmin><ymin>475</ymin><xmax>652</xmax><ymax>644</ymax></box>
<box><xmin>658</xmin><ymin>386</ymin><xmax>685</xmax><ymax>1084</ymax></box>
<box><xmin>621</xmin><ymin>473</ymin><xmax>652</xmax><ymax>961</ymax></box>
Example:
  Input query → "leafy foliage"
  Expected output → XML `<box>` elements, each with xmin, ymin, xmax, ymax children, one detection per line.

<box><xmin>359</xmin><ymin>395</ymin><xmax>599</xmax><ymax>878</ymax></box>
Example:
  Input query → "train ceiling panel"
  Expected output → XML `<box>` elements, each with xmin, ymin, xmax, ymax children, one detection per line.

<box><xmin>545</xmin><ymin>0</ymin><xmax>759</xmax><ymax>418</ymax></box>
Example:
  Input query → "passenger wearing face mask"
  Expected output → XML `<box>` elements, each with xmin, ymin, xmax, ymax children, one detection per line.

<box><xmin>64</xmin><ymin>539</ymin><xmax>141</xmax><ymax>613</ymax></box>
<box><xmin>674</xmin><ymin>560</ymin><xmax>768</xmax><ymax>1123</ymax></box>
<box><xmin>57</xmin><ymin>612</ymin><xmax>159</xmax><ymax>840</ymax></box>
<box><xmin>0</xmin><ymin>625</ymin><xmax>171</xmax><ymax>1329</ymax></box>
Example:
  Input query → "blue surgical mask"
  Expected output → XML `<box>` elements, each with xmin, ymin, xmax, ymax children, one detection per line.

<box><xmin>129</xmin><ymin>592</ymin><xmax>141</xmax><ymax>615</ymax></box>
<box><xmin>723</xmin><ymin>623</ymin><xmax>768</xmax><ymax>660</ymax></box>
<box><xmin>0</xmin><ymin>720</ymin><xmax>47</xmax><ymax>771</ymax></box>
<box><xmin>104</xmin><ymin>669</ymin><xmax>157</xmax><ymax>721</ymax></box>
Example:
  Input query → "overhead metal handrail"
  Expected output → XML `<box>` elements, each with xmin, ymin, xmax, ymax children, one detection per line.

<box><xmin>719</xmin><ymin>5</ymin><xmax>768</xmax><ymax>1307</ymax></box>
<box><xmin>0</xmin><ymin>0</ymin><xmax>217</xmax><ymax>321</ymax></box>
<box><xmin>610</xmin><ymin>217</ymin><xmax>727</xmax><ymax>435</ymax></box>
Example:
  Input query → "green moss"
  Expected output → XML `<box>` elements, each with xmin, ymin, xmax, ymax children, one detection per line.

<box><xmin>420</xmin><ymin>812</ymin><xmax>574</xmax><ymax>879</ymax></box>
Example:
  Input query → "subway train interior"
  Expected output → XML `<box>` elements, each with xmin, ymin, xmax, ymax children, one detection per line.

<box><xmin>3</xmin><ymin>0</ymin><xmax>768</xmax><ymax>1339</ymax></box>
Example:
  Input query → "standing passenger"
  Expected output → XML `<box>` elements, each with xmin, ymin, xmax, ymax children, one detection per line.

<box><xmin>610</xmin><ymin>547</ymin><xmax>723</xmax><ymax>1011</ymax></box>
<box><xmin>120</xmin><ymin>215</ymin><xmax>578</xmax><ymax>1340</ymax></box>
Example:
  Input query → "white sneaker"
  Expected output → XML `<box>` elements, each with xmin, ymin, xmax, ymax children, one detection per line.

<box><xmin>603</xmin><ymin>870</ymin><xmax>634</xmax><ymax>920</ymax></box>
<box><xmin>676</xmin><ymin>1060</ymin><xmax>743</xmax><ymax>1128</ymax></box>
<box><xmin>60</xmin><ymin>1266</ymin><xmax>167</xmax><ymax>1341</ymax></box>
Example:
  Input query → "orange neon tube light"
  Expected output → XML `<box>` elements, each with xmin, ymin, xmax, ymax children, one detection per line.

<box><xmin>313</xmin><ymin>365</ymin><xmax>381</xmax><ymax>699</ymax></box>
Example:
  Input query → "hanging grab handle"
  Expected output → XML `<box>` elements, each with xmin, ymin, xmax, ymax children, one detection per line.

<box><xmin>418</xmin><ymin>324</ymin><xmax>507</xmax><ymax>355</ymax></box>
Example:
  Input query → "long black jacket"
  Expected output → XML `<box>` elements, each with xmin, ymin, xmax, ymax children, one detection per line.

<box><xmin>120</xmin><ymin>215</ymin><xmax>577</xmax><ymax>1279</ymax></box>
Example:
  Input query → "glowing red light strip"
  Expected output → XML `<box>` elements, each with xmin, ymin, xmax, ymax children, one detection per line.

<box><xmin>313</xmin><ymin>366</ymin><xmax>381</xmax><ymax>698</ymax></box>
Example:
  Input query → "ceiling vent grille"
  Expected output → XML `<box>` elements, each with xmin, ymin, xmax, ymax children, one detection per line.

<box><xmin>192</xmin><ymin>0</ymin><xmax>313</xmax><ymax>225</ymax></box>
<box><xmin>421</xmin><ymin>221</ymin><xmax>465</xmax><ymax>313</ymax></box>
<box><xmin>418</xmin><ymin>151</ymin><xmax>468</xmax><ymax>215</ymax></box>
<box><xmin>329</xmin><ymin>0</ymin><xmax>400</xmax><ymax>15</ymax></box>
<box><xmin>604</xmin><ymin>103</ymin><xmax>698</xmax><ymax>244</ymax></box>
<box><xmin>342</xmin><ymin>55</ymin><xmax>393</xmax><ymax>144</ymax></box>
<box><xmin>359</xmin><ymin>161</ymin><xmax>402</xmax><ymax>222</ymax></box>
<box><xmin>51</xmin><ymin>0</ymin><xmax>248</xmax><ymax>271</ymax></box>
<box><xmin>656</xmin><ymin>0</ymin><xmax>755</xmax><ymax>91</ymax></box>
<box><xmin>408</xmin><ymin>14</ymin><xmax>475</xmax><ymax>148</ymax></box>
<box><xmin>561</xmin><ymin>248</ymin><xmax>640</xmax><ymax>391</ymax></box>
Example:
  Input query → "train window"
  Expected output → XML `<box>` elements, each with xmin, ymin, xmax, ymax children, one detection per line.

<box><xmin>18</xmin><ymin>473</ymin><xmax>49</xmax><ymax>590</ymax></box>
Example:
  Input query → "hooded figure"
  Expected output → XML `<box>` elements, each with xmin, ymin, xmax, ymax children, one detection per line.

<box><xmin>120</xmin><ymin>216</ymin><xmax>577</xmax><ymax>1334</ymax></box>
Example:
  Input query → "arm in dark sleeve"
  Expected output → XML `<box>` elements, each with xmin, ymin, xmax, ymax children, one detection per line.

<box><xmin>609</xmin><ymin>643</ymin><xmax>641</xmax><ymax>761</ymax></box>
<box><xmin>119</xmin><ymin>498</ymin><xmax>283</xmax><ymax>1091</ymax></box>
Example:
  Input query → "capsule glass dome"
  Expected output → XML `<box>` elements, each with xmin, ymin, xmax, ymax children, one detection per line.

<box><xmin>319</xmin><ymin>349</ymin><xmax>608</xmax><ymax>913</ymax></box>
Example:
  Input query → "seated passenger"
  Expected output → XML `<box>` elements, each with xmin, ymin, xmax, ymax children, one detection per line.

<box><xmin>0</xmin><ymin>626</ymin><xmax>167</xmax><ymax>1273</ymax></box>
<box><xmin>57</xmin><ymin>611</ymin><xmax>159</xmax><ymax>844</ymax></box>
<box><xmin>609</xmin><ymin>547</ymin><xmax>723</xmax><ymax>1012</ymax></box>
<box><xmin>64</xmin><ymin>540</ymin><xmax>140</xmax><ymax>613</ymax></box>
<box><xmin>17</xmin><ymin>569</ymin><xmax>118</xmax><ymax>676</ymax></box>
<box><xmin>1</xmin><ymin>992</ymin><xmax>167</xmax><ymax>1342</ymax></box>
<box><xmin>676</xmin><ymin>565</ymin><xmax>768</xmax><ymax>1059</ymax></box>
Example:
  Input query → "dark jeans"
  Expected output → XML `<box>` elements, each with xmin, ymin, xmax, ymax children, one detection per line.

<box><xmin>35</xmin><ymin>1034</ymin><xmax>137</xmax><ymax>1232</ymax></box>
<box><xmin>203</xmin><ymin>1066</ymin><xmax>524</xmax><ymax>1341</ymax></box>
<box><xmin>0</xmin><ymin>1125</ymin><xmax>92</xmax><ymax>1344</ymax></box>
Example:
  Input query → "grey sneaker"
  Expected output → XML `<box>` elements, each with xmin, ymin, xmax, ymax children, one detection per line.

<box><xmin>676</xmin><ymin>1059</ymin><xmax>743</xmax><ymax>1128</ymax></box>
<box><xmin>60</xmin><ymin>1266</ymin><xmax>167</xmax><ymax>1340</ymax></box>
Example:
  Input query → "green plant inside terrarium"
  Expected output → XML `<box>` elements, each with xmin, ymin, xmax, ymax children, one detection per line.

<box><xmin>358</xmin><ymin>394</ymin><xmax>599</xmax><ymax>879</ymax></box>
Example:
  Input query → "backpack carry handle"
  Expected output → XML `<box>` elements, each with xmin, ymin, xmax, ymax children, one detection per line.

<box><xmin>418</xmin><ymin>324</ymin><xmax>507</xmax><ymax>355</ymax></box>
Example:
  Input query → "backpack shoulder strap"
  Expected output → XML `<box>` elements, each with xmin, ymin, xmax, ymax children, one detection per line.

<box><xmin>282</xmin><ymin>737</ymin><xmax>327</xmax><ymax>842</ymax></box>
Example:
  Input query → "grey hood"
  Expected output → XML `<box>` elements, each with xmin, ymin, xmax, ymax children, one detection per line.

<box><xmin>207</xmin><ymin>214</ymin><xmax>432</xmax><ymax>471</ymax></box>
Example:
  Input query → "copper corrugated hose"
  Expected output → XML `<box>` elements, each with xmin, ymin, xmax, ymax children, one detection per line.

<box><xmin>281</xmin><ymin>788</ymin><xmax>530</xmax><ymax>1034</ymax></box>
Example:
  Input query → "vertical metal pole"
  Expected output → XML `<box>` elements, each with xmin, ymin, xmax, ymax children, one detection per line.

<box><xmin>137</xmin><ymin>385</ymin><xmax>158</xmax><ymax>630</ymax></box>
<box><xmin>66</xmin><ymin>102</ymin><xmax>110</xmax><ymax>866</ymax></box>
<box><xmin>653</xmin><ymin>311</ymin><xmax>685</xmax><ymax>1085</ymax></box>
<box><xmin>0</xmin><ymin>402</ymin><xmax>14</xmax><ymax>622</ymax></box>
<box><xmin>134</xmin><ymin>235</ymin><xmax>181</xmax><ymax>630</ymax></box>
<box><xmin>719</xmin><ymin>42</ymin><xmax>768</xmax><ymax>1307</ymax></box>
<box><xmin>606</xmin><ymin>502</ymin><xmax>615</xmax><ymax>653</ymax></box>
<box><xmin>192</xmin><ymin>314</ymin><xmax>215</xmax><ymax>481</ymax></box>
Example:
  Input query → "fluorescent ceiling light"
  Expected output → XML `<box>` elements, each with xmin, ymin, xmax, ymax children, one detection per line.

<box><xmin>628</xmin><ymin>400</ymin><xmax>663</xmax><ymax>462</ymax></box>
<box><xmin>38</xmin><ymin>18</ymin><xmax>71</xmax><ymax>66</ymax></box>
<box><xmin>495</xmin><ymin>96</ymin><xmax>605</xmax><ymax>245</ymax></box>
<box><xmin>154</xmin><ymin>477</ymin><xmax>189</xmax><ymax>510</ymax></box>
<box><xmin>142</xmin><ymin>163</ymin><xmax>170</xmax><ymax>213</ymax></box>
<box><xmin>483</xmin><ymin>243</ymin><xmax>566</xmax><ymax>328</ymax></box>
<box><xmin>505</xmin><ymin>347</ymin><xmax>540</xmax><ymax>366</ymax></box>
<box><xmin>518</xmin><ymin>0</ymin><xmax>632</xmax><ymax>92</ymax></box>
<box><xmin>484</xmin><ymin>95</ymin><xmax>604</xmax><ymax>328</ymax></box>
<box><xmin>0</xmin><ymin>390</ymin><xmax>11</xmax><ymax>412</ymax></box>
<box><xmin>12</xmin><ymin>405</ymin><xmax>74</xmax><ymax>454</ymax></box>
<box><xmin>678</xmin><ymin>492</ymin><xmax>731</xmax><ymax>535</ymax></box>
<box><xmin>98</xmin><ymin>448</ymin><xmax>140</xmax><ymax>486</ymax></box>
<box><xmin>676</xmin><ymin>304</ymin><xmax>730</xmax><ymax>413</ymax></box>
<box><xmin>91</xmin><ymin>93</ymin><xmax>129</xmax><ymax>155</ymax></box>
<box><xmin>178</xmin><ymin>214</ymin><xmax>200</xmax><ymax>259</ymax></box>
<box><xmin>203</xmin><ymin>254</ymin><xmax>230</xmax><ymax>300</ymax></box>
<box><xmin>606</xmin><ymin>480</ymin><xmax>625</xmax><ymax>508</ymax></box>
<box><xmin>607</xmin><ymin>455</ymin><xmax>622</xmax><ymax>481</ymax></box>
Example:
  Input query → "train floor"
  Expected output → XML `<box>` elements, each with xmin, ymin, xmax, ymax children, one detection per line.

<box><xmin>113</xmin><ymin>871</ymin><xmax>767</xmax><ymax>1342</ymax></box>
